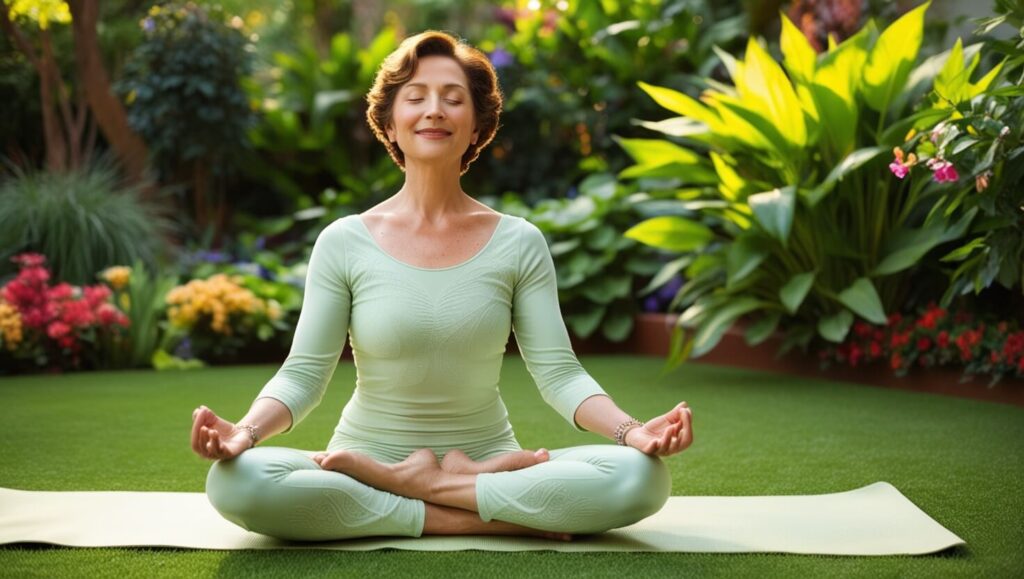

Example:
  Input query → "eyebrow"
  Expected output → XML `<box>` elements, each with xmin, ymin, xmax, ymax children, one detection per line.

<box><xmin>402</xmin><ymin>82</ymin><xmax>467</xmax><ymax>91</ymax></box>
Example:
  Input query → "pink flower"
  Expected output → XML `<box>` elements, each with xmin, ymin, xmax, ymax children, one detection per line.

<box><xmin>46</xmin><ymin>321</ymin><xmax>71</xmax><ymax>339</ymax></box>
<box><xmin>889</xmin><ymin>161</ymin><xmax>909</xmax><ymax>179</ymax></box>
<box><xmin>889</xmin><ymin>147</ymin><xmax>917</xmax><ymax>180</ymax></box>
<box><xmin>926</xmin><ymin>158</ymin><xmax>959</xmax><ymax>183</ymax></box>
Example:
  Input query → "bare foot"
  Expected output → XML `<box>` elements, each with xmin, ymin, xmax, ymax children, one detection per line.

<box><xmin>313</xmin><ymin>448</ymin><xmax>442</xmax><ymax>502</ymax></box>
<box><xmin>440</xmin><ymin>448</ymin><xmax>550</xmax><ymax>474</ymax></box>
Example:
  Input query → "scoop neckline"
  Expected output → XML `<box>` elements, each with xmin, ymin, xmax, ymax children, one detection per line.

<box><xmin>352</xmin><ymin>213</ymin><xmax>508</xmax><ymax>272</ymax></box>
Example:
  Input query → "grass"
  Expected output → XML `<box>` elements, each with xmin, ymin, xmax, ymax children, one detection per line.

<box><xmin>1</xmin><ymin>355</ymin><xmax>1022</xmax><ymax>578</ymax></box>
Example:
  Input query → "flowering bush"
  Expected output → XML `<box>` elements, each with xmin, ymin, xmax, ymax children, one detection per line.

<box><xmin>163</xmin><ymin>273</ymin><xmax>285</xmax><ymax>362</ymax></box>
<box><xmin>818</xmin><ymin>302</ymin><xmax>1024</xmax><ymax>384</ymax></box>
<box><xmin>0</xmin><ymin>253</ymin><xmax>130</xmax><ymax>373</ymax></box>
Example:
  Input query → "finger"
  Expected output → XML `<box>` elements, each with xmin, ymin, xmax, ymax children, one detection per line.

<box><xmin>191</xmin><ymin>408</ymin><xmax>206</xmax><ymax>455</ymax></box>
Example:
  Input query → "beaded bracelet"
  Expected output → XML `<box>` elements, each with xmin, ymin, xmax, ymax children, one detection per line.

<box><xmin>236</xmin><ymin>423</ymin><xmax>260</xmax><ymax>449</ymax></box>
<box><xmin>614</xmin><ymin>418</ymin><xmax>645</xmax><ymax>446</ymax></box>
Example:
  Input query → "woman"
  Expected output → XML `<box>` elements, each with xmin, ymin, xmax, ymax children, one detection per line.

<box><xmin>191</xmin><ymin>30</ymin><xmax>694</xmax><ymax>542</ymax></box>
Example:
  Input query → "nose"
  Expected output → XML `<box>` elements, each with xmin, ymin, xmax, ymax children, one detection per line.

<box><xmin>425</xmin><ymin>96</ymin><xmax>446</xmax><ymax>119</ymax></box>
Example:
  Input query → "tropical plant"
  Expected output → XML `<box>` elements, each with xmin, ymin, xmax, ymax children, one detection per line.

<box><xmin>619</xmin><ymin>2</ymin><xmax>1007</xmax><ymax>374</ymax></box>
<box><xmin>0</xmin><ymin>156</ymin><xmax>176</xmax><ymax>285</ymax></box>
<box><xmin>95</xmin><ymin>261</ymin><xmax>180</xmax><ymax>369</ymax></box>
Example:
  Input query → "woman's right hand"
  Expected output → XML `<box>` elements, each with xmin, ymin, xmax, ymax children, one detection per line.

<box><xmin>191</xmin><ymin>405</ymin><xmax>252</xmax><ymax>460</ymax></box>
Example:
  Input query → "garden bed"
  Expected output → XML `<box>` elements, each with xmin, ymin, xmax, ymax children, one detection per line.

<box><xmin>561</xmin><ymin>313</ymin><xmax>1024</xmax><ymax>408</ymax></box>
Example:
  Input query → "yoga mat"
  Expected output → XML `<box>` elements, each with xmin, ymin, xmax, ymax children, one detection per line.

<box><xmin>0</xmin><ymin>482</ymin><xmax>963</xmax><ymax>554</ymax></box>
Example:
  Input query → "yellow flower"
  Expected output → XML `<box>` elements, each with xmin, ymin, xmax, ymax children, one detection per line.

<box><xmin>0</xmin><ymin>301</ymin><xmax>23</xmax><ymax>349</ymax></box>
<box><xmin>101</xmin><ymin>266</ymin><xmax>132</xmax><ymax>291</ymax></box>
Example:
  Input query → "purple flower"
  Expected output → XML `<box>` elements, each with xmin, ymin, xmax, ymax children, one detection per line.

<box><xmin>566</xmin><ymin>186</ymin><xmax>578</xmax><ymax>199</ymax></box>
<box><xmin>889</xmin><ymin>161</ymin><xmax>909</xmax><ymax>179</ymax></box>
<box><xmin>488</xmin><ymin>48</ymin><xmax>514</xmax><ymax>70</ymax></box>
<box><xmin>173</xmin><ymin>337</ymin><xmax>193</xmax><ymax>360</ymax></box>
<box><xmin>656</xmin><ymin>275</ymin><xmax>683</xmax><ymax>301</ymax></box>
<box><xmin>142</xmin><ymin>17</ymin><xmax>155</xmax><ymax>32</ymax></box>
<box><xmin>643</xmin><ymin>295</ymin><xmax>661</xmax><ymax>312</ymax></box>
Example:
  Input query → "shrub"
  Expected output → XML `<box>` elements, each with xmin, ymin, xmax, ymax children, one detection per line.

<box><xmin>0</xmin><ymin>157</ymin><xmax>175</xmax><ymax>286</ymax></box>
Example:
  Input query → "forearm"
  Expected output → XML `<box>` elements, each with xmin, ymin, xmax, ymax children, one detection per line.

<box><xmin>237</xmin><ymin>397</ymin><xmax>293</xmax><ymax>444</ymax></box>
<box><xmin>572</xmin><ymin>394</ymin><xmax>634</xmax><ymax>441</ymax></box>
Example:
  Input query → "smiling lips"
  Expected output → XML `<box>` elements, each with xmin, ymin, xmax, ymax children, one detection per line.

<box><xmin>416</xmin><ymin>128</ymin><xmax>452</xmax><ymax>139</ymax></box>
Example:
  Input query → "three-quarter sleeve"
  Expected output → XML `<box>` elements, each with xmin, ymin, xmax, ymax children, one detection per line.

<box><xmin>511</xmin><ymin>220</ymin><xmax>608</xmax><ymax>432</ymax></box>
<box><xmin>255</xmin><ymin>220</ymin><xmax>351</xmax><ymax>433</ymax></box>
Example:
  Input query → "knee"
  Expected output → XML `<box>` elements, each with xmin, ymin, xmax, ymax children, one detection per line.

<box><xmin>205</xmin><ymin>448</ymin><xmax>280</xmax><ymax>529</ymax></box>
<box><xmin>606</xmin><ymin>448</ymin><xmax>671</xmax><ymax>522</ymax></box>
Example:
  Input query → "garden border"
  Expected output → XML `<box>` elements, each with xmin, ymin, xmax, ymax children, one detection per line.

<box><xmin>559</xmin><ymin>313</ymin><xmax>1024</xmax><ymax>408</ymax></box>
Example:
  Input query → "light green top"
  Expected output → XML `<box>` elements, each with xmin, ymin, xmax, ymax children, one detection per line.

<box><xmin>256</xmin><ymin>213</ymin><xmax>608</xmax><ymax>461</ymax></box>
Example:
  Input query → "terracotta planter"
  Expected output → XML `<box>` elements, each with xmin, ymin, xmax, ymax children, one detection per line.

<box><xmin>564</xmin><ymin>312</ymin><xmax>1024</xmax><ymax>408</ymax></box>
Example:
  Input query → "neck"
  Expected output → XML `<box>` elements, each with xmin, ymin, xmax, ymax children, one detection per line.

<box><xmin>389</xmin><ymin>157</ymin><xmax>473</xmax><ymax>225</ymax></box>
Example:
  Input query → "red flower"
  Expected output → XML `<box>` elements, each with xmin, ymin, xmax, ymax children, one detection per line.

<box><xmin>83</xmin><ymin>285</ymin><xmax>112</xmax><ymax>307</ymax></box>
<box><xmin>853</xmin><ymin>322</ymin><xmax>872</xmax><ymax>338</ymax></box>
<box><xmin>869</xmin><ymin>341</ymin><xmax>882</xmax><ymax>358</ymax></box>
<box><xmin>937</xmin><ymin>331</ymin><xmax>950</xmax><ymax>349</ymax></box>
<box><xmin>917</xmin><ymin>337</ymin><xmax>932</xmax><ymax>352</ymax></box>
<box><xmin>890</xmin><ymin>353</ymin><xmax>903</xmax><ymax>369</ymax></box>
<box><xmin>849</xmin><ymin>344</ymin><xmax>863</xmax><ymax>367</ymax></box>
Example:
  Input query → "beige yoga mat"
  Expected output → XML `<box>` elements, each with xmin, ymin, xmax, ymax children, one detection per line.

<box><xmin>0</xmin><ymin>482</ymin><xmax>963</xmax><ymax>555</ymax></box>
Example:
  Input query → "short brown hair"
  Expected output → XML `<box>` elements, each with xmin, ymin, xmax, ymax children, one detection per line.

<box><xmin>365</xmin><ymin>30</ymin><xmax>503</xmax><ymax>175</ymax></box>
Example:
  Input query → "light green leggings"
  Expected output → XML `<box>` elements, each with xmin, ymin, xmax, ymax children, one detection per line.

<box><xmin>206</xmin><ymin>444</ymin><xmax>671</xmax><ymax>541</ymax></box>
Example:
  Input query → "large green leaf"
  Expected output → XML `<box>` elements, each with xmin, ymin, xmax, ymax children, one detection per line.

<box><xmin>726</xmin><ymin>234</ymin><xmax>770</xmax><ymax>287</ymax></box>
<box><xmin>748</xmin><ymin>186</ymin><xmax>795</xmax><ymax>244</ymax></box>
<box><xmin>691</xmin><ymin>297</ymin><xmax>764</xmax><ymax>357</ymax></box>
<box><xmin>805</xmin><ymin>147</ymin><xmax>886</xmax><ymax>207</ymax></box>
<box><xmin>636</xmin><ymin>81</ymin><xmax>720</xmax><ymax>126</ymax></box>
<box><xmin>566</xmin><ymin>304</ymin><xmax>606</xmax><ymax>338</ymax></box>
<box><xmin>808</xmin><ymin>25</ymin><xmax>872</xmax><ymax>156</ymax></box>
<box><xmin>745</xmin><ymin>311</ymin><xmax>782</xmax><ymax>346</ymax></box>
<box><xmin>739</xmin><ymin>38</ymin><xmax>807</xmax><ymax>148</ymax></box>
<box><xmin>602</xmin><ymin>308</ymin><xmax>634</xmax><ymax>342</ymax></box>
<box><xmin>818</xmin><ymin>309</ymin><xmax>854</xmax><ymax>342</ymax></box>
<box><xmin>614</xmin><ymin>137</ymin><xmax>704</xmax><ymax>166</ymax></box>
<box><xmin>780</xmin><ymin>271</ymin><xmax>815</xmax><ymax>313</ymax></box>
<box><xmin>780</xmin><ymin>12</ymin><xmax>816</xmax><ymax>83</ymax></box>
<box><xmin>624</xmin><ymin>216</ymin><xmax>714</xmax><ymax>252</ymax></box>
<box><xmin>581</xmin><ymin>275</ymin><xmax>632</xmax><ymax>304</ymax></box>
<box><xmin>837</xmin><ymin>278</ymin><xmax>887</xmax><ymax>324</ymax></box>
<box><xmin>872</xmin><ymin>208</ymin><xmax>977</xmax><ymax>276</ymax></box>
<box><xmin>862</xmin><ymin>1</ymin><xmax>929</xmax><ymax>113</ymax></box>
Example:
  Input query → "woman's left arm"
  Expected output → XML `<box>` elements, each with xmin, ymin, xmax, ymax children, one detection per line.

<box><xmin>574</xmin><ymin>395</ymin><xmax>693</xmax><ymax>457</ymax></box>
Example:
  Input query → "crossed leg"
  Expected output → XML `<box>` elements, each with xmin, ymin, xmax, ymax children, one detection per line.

<box><xmin>310</xmin><ymin>447</ymin><xmax>572</xmax><ymax>540</ymax></box>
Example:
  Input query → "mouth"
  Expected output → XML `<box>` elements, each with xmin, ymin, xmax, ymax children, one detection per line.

<box><xmin>415</xmin><ymin>129</ymin><xmax>452</xmax><ymax>137</ymax></box>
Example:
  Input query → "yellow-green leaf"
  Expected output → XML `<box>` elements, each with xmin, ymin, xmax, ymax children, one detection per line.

<box><xmin>863</xmin><ymin>1</ymin><xmax>930</xmax><ymax>112</ymax></box>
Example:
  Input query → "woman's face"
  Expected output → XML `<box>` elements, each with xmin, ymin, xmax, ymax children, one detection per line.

<box><xmin>386</xmin><ymin>55</ymin><xmax>479</xmax><ymax>169</ymax></box>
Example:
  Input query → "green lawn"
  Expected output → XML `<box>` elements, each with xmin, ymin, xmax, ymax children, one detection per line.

<box><xmin>1</xmin><ymin>356</ymin><xmax>1022</xmax><ymax>578</ymax></box>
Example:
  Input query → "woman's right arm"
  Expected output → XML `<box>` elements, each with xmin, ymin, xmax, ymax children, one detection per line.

<box><xmin>191</xmin><ymin>220</ymin><xmax>353</xmax><ymax>460</ymax></box>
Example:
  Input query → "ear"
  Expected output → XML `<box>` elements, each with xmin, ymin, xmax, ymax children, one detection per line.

<box><xmin>471</xmin><ymin>125</ymin><xmax>480</xmax><ymax>145</ymax></box>
<box><xmin>386</xmin><ymin>121</ymin><xmax>396</xmax><ymax>143</ymax></box>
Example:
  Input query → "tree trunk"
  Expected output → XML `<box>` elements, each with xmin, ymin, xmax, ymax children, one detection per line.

<box><xmin>66</xmin><ymin>0</ymin><xmax>151</xmax><ymax>190</ymax></box>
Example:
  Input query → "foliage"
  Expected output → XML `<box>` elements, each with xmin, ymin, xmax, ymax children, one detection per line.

<box><xmin>95</xmin><ymin>261</ymin><xmax>180</xmax><ymax>370</ymax></box>
<box><xmin>0</xmin><ymin>156</ymin><xmax>176</xmax><ymax>285</ymax></box>
<box><xmin>620</xmin><ymin>2</ymin><xmax>1012</xmax><ymax>375</ymax></box>
<box><xmin>498</xmin><ymin>173</ymin><xmax>668</xmax><ymax>342</ymax></box>
<box><xmin>114</xmin><ymin>1</ymin><xmax>256</xmax><ymax>181</ymax></box>
<box><xmin>235</xmin><ymin>26</ymin><xmax>402</xmax><ymax>225</ymax></box>
<box><xmin>0</xmin><ymin>253</ymin><xmax>130</xmax><ymax>374</ymax></box>
<box><xmin>469</xmin><ymin>0</ymin><xmax>747</xmax><ymax>203</ymax></box>
<box><xmin>818</xmin><ymin>303</ymin><xmax>1024</xmax><ymax>384</ymax></box>
<box><xmin>891</xmin><ymin>0</ymin><xmax>1024</xmax><ymax>304</ymax></box>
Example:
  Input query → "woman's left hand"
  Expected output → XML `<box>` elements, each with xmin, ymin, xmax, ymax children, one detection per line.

<box><xmin>626</xmin><ymin>402</ymin><xmax>693</xmax><ymax>457</ymax></box>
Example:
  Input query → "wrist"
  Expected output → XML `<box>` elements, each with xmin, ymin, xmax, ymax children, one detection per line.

<box><xmin>235</xmin><ymin>423</ymin><xmax>260</xmax><ymax>449</ymax></box>
<box><xmin>613</xmin><ymin>417</ymin><xmax>645</xmax><ymax>446</ymax></box>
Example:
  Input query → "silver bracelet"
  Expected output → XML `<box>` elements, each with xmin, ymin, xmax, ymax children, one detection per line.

<box><xmin>614</xmin><ymin>418</ymin><xmax>645</xmax><ymax>446</ymax></box>
<box><xmin>236</xmin><ymin>423</ymin><xmax>259</xmax><ymax>449</ymax></box>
